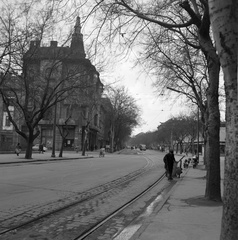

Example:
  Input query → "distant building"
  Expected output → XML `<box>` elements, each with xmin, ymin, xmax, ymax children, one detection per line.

<box><xmin>194</xmin><ymin>122</ymin><xmax>226</xmax><ymax>156</ymax></box>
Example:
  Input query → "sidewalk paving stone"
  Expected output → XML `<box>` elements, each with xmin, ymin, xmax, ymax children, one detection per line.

<box><xmin>132</xmin><ymin>161</ymin><xmax>223</xmax><ymax>240</ymax></box>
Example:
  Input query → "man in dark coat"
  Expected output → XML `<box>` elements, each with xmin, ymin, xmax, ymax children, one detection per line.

<box><xmin>163</xmin><ymin>149</ymin><xmax>175</xmax><ymax>180</ymax></box>
<box><xmin>39</xmin><ymin>143</ymin><xmax>44</xmax><ymax>154</ymax></box>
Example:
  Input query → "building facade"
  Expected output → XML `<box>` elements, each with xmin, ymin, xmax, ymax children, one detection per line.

<box><xmin>0</xmin><ymin>17</ymin><xmax>110</xmax><ymax>152</ymax></box>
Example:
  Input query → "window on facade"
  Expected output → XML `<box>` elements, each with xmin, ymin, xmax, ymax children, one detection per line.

<box><xmin>5</xmin><ymin>116</ymin><xmax>11</xmax><ymax>126</ymax></box>
<box><xmin>45</xmin><ymin>67</ymin><xmax>58</xmax><ymax>82</ymax></box>
<box><xmin>43</xmin><ymin>108</ymin><xmax>53</xmax><ymax>120</ymax></box>
<box><xmin>94</xmin><ymin>114</ymin><xmax>98</xmax><ymax>126</ymax></box>
<box><xmin>1</xmin><ymin>135</ymin><xmax>5</xmax><ymax>142</ymax></box>
<box><xmin>2</xmin><ymin>109</ymin><xmax>13</xmax><ymax>130</ymax></box>
<box><xmin>66</xmin><ymin>105</ymin><xmax>73</xmax><ymax>118</ymax></box>
<box><xmin>28</xmin><ymin>68</ymin><xmax>35</xmax><ymax>79</ymax></box>
<box><xmin>93</xmin><ymin>73</ymin><xmax>98</xmax><ymax>83</ymax></box>
<box><xmin>81</xmin><ymin>82</ymin><xmax>89</xmax><ymax>95</ymax></box>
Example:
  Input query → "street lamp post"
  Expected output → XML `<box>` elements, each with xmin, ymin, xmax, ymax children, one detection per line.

<box><xmin>197</xmin><ymin>106</ymin><xmax>200</xmax><ymax>160</ymax></box>
<box><xmin>51</xmin><ymin>101</ymin><xmax>57</xmax><ymax>157</ymax></box>
<box><xmin>166</xmin><ymin>86</ymin><xmax>200</xmax><ymax>156</ymax></box>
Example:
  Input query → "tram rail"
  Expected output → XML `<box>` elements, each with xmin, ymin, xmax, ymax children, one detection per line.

<box><xmin>1</xmin><ymin>155</ymin><xmax>184</xmax><ymax>240</ymax></box>
<box><xmin>0</xmin><ymin>156</ymin><xmax>154</xmax><ymax>237</ymax></box>
<box><xmin>74</xmin><ymin>173</ymin><xmax>166</xmax><ymax>240</ymax></box>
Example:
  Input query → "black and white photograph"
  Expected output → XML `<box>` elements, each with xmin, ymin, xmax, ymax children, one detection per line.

<box><xmin>0</xmin><ymin>0</ymin><xmax>237</xmax><ymax>239</ymax></box>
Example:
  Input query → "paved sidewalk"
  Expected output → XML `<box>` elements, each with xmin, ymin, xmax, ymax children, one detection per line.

<box><xmin>0</xmin><ymin>148</ymin><xmax>149</xmax><ymax>164</ymax></box>
<box><xmin>132</xmin><ymin>162</ymin><xmax>224</xmax><ymax>240</ymax></box>
<box><xmin>0</xmin><ymin>150</ymin><xmax>99</xmax><ymax>164</ymax></box>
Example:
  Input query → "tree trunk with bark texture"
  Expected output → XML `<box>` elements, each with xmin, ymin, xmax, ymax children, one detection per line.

<box><xmin>25</xmin><ymin>130</ymin><xmax>35</xmax><ymax>159</ymax></box>
<box><xmin>202</xmin><ymin>40</ymin><xmax>221</xmax><ymax>200</ymax></box>
<box><xmin>181</xmin><ymin>0</ymin><xmax>221</xmax><ymax>201</ymax></box>
<box><xmin>199</xmin><ymin>29</ymin><xmax>221</xmax><ymax>201</ymax></box>
<box><xmin>209</xmin><ymin>0</ymin><xmax>238</xmax><ymax>239</ymax></box>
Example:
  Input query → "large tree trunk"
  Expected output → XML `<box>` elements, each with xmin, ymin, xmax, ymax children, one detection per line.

<box><xmin>82</xmin><ymin>127</ymin><xmax>88</xmax><ymax>156</ymax></box>
<box><xmin>25</xmin><ymin>131</ymin><xmax>34</xmax><ymax>159</ymax></box>
<box><xmin>204</xmin><ymin>44</ymin><xmax>221</xmax><ymax>201</ymax></box>
<box><xmin>25</xmin><ymin>141</ymin><xmax>34</xmax><ymax>159</ymax></box>
<box><xmin>59</xmin><ymin>138</ymin><xmax>64</xmax><ymax>157</ymax></box>
<box><xmin>209</xmin><ymin>1</ymin><xmax>238</xmax><ymax>239</ymax></box>
<box><xmin>199</xmin><ymin>34</ymin><xmax>221</xmax><ymax>201</ymax></box>
<box><xmin>180</xmin><ymin>0</ymin><xmax>221</xmax><ymax>201</ymax></box>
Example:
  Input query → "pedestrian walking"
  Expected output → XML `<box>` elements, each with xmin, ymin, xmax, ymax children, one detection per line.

<box><xmin>163</xmin><ymin>149</ymin><xmax>176</xmax><ymax>180</ymax></box>
<box><xmin>15</xmin><ymin>143</ymin><xmax>21</xmax><ymax>156</ymax></box>
<box><xmin>39</xmin><ymin>143</ymin><xmax>44</xmax><ymax>154</ymax></box>
<box><xmin>99</xmin><ymin>147</ymin><xmax>105</xmax><ymax>157</ymax></box>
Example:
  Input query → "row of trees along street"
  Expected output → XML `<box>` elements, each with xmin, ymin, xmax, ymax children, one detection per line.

<box><xmin>87</xmin><ymin>0</ymin><xmax>221</xmax><ymax>203</ymax></box>
<box><xmin>0</xmin><ymin>0</ymin><xmax>237</xmax><ymax>238</ymax></box>
<box><xmin>104</xmin><ymin>86</ymin><xmax>141</xmax><ymax>153</ymax></box>
<box><xmin>130</xmin><ymin>114</ymin><xmax>200</xmax><ymax>154</ymax></box>
<box><xmin>81</xmin><ymin>0</ymin><xmax>236</xmax><ymax>238</ymax></box>
<box><xmin>80</xmin><ymin>0</ymin><xmax>238</xmax><ymax>240</ymax></box>
<box><xmin>0</xmin><ymin>1</ymin><xmax>140</xmax><ymax>159</ymax></box>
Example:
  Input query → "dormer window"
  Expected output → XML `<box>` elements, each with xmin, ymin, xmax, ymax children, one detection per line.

<box><xmin>94</xmin><ymin>114</ymin><xmax>98</xmax><ymax>126</ymax></box>
<box><xmin>93</xmin><ymin>73</ymin><xmax>98</xmax><ymax>82</ymax></box>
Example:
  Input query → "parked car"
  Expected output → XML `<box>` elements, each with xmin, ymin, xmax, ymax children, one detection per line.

<box><xmin>32</xmin><ymin>144</ymin><xmax>47</xmax><ymax>152</ymax></box>
<box><xmin>139</xmin><ymin>144</ymin><xmax>146</xmax><ymax>151</ymax></box>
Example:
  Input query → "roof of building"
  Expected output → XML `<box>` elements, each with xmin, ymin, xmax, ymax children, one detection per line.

<box><xmin>24</xmin><ymin>17</ymin><xmax>86</xmax><ymax>61</ymax></box>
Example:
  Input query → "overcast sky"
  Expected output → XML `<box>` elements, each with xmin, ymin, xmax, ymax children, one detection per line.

<box><xmin>99</xmin><ymin>50</ymin><xmax>226</xmax><ymax>136</ymax></box>
<box><xmin>100</xmin><ymin>59</ymin><xmax>190</xmax><ymax>136</ymax></box>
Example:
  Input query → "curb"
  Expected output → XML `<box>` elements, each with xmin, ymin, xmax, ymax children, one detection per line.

<box><xmin>0</xmin><ymin>156</ymin><xmax>94</xmax><ymax>165</ymax></box>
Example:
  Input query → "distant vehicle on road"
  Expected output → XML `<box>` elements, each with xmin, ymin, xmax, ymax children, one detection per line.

<box><xmin>32</xmin><ymin>144</ymin><xmax>48</xmax><ymax>152</ymax></box>
<box><xmin>139</xmin><ymin>144</ymin><xmax>146</xmax><ymax>151</ymax></box>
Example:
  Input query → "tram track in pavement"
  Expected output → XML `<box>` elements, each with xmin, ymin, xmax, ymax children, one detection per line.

<box><xmin>73</xmin><ymin>155</ymin><xmax>185</xmax><ymax>240</ymax></box>
<box><xmin>0</xmin><ymin>155</ymin><xmax>154</xmax><ymax>238</ymax></box>
<box><xmin>73</xmin><ymin>173</ymin><xmax>167</xmax><ymax>240</ymax></box>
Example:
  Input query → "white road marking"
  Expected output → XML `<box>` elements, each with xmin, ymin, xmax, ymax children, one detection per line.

<box><xmin>113</xmin><ymin>224</ymin><xmax>142</xmax><ymax>240</ymax></box>
<box><xmin>113</xmin><ymin>192</ymin><xmax>164</xmax><ymax>240</ymax></box>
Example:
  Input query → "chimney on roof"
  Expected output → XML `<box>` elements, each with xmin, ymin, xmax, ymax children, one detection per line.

<box><xmin>30</xmin><ymin>39</ymin><xmax>41</xmax><ymax>49</ymax></box>
<box><xmin>30</xmin><ymin>41</ymin><xmax>35</xmax><ymax>48</ymax></box>
<box><xmin>50</xmin><ymin>41</ymin><xmax>58</xmax><ymax>47</ymax></box>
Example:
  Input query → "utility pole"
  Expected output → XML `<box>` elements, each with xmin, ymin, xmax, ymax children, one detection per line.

<box><xmin>170</xmin><ymin>128</ymin><xmax>173</xmax><ymax>150</ymax></box>
<box><xmin>167</xmin><ymin>87</ymin><xmax>182</xmax><ymax>151</ymax></box>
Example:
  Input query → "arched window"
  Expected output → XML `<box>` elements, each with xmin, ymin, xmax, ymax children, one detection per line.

<box><xmin>28</xmin><ymin>68</ymin><xmax>35</xmax><ymax>77</ymax></box>
<box><xmin>94</xmin><ymin>114</ymin><xmax>98</xmax><ymax>126</ymax></box>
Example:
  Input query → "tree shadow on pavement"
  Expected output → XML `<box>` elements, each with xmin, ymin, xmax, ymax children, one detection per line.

<box><xmin>184</xmin><ymin>196</ymin><xmax>223</xmax><ymax>207</ymax></box>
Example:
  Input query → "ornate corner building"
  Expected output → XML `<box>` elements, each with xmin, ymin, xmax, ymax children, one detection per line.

<box><xmin>0</xmin><ymin>17</ymin><xmax>111</xmax><ymax>152</ymax></box>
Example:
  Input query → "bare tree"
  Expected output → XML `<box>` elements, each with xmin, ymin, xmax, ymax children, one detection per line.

<box><xmin>142</xmin><ymin>30</ymin><xmax>210</xmax><ymax>159</ymax></box>
<box><xmin>157</xmin><ymin>115</ymin><xmax>198</xmax><ymax>153</ymax></box>
<box><xmin>81</xmin><ymin>0</ymin><xmax>221</xmax><ymax>201</ymax></box>
<box><xmin>0</xmin><ymin>1</ymin><xmax>57</xmax><ymax>158</ymax></box>
<box><xmin>57</xmin><ymin>114</ymin><xmax>72</xmax><ymax>157</ymax></box>
<box><xmin>130</xmin><ymin>131</ymin><xmax>159</xmax><ymax>149</ymax></box>
<box><xmin>105</xmin><ymin>85</ymin><xmax>141</xmax><ymax>152</ymax></box>
<box><xmin>0</xmin><ymin>1</ymin><xmax>97</xmax><ymax>159</ymax></box>
<box><xmin>81</xmin><ymin>97</ymin><xmax>101</xmax><ymax>156</ymax></box>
